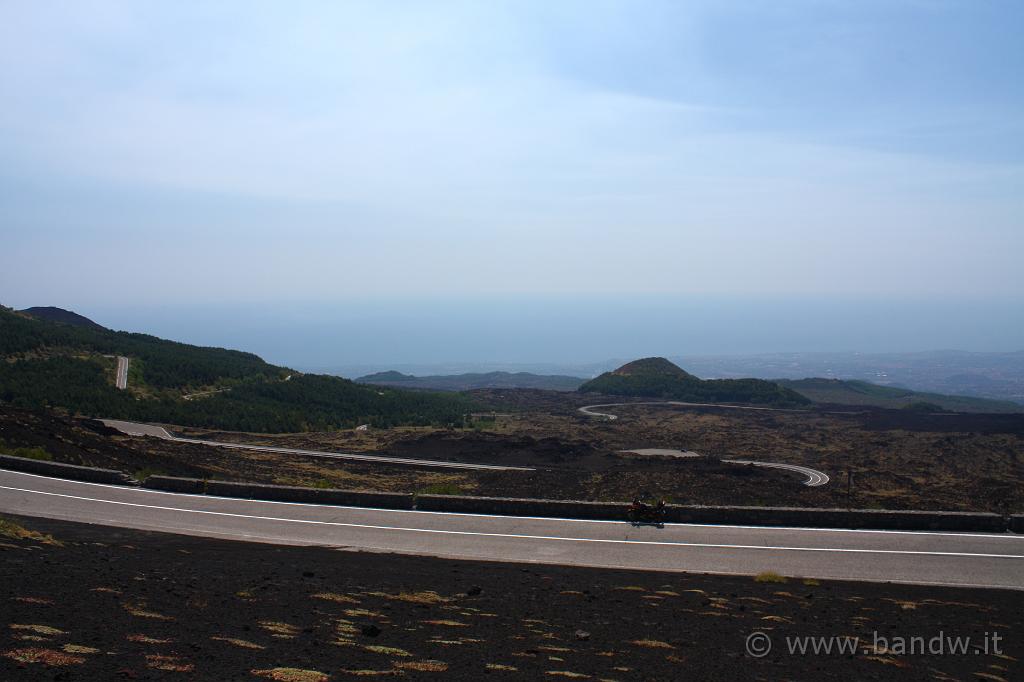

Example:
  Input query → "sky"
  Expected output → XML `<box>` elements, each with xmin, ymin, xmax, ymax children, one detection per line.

<box><xmin>2</xmin><ymin>1</ymin><xmax>1023</xmax><ymax>363</ymax></box>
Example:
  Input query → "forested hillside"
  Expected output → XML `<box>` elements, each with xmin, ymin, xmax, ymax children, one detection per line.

<box><xmin>2</xmin><ymin>306</ymin><xmax>280</xmax><ymax>389</ymax></box>
<box><xmin>20</xmin><ymin>306</ymin><xmax>106</xmax><ymax>330</ymax></box>
<box><xmin>0</xmin><ymin>306</ymin><xmax>475</xmax><ymax>431</ymax></box>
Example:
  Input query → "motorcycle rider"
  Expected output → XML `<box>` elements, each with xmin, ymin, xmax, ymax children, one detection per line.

<box><xmin>629</xmin><ymin>495</ymin><xmax>665</xmax><ymax>523</ymax></box>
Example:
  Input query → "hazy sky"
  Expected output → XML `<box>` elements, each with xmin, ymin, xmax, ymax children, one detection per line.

<box><xmin>0</xmin><ymin>2</ymin><xmax>1019</xmax><ymax>364</ymax></box>
<box><xmin>1</xmin><ymin>2</ymin><xmax>1022</xmax><ymax>361</ymax></box>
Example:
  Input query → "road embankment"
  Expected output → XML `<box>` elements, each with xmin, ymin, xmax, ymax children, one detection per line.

<box><xmin>0</xmin><ymin>454</ymin><xmax>135</xmax><ymax>486</ymax></box>
<box><xmin>146</xmin><ymin>475</ymin><xmax>414</xmax><ymax>510</ymax></box>
<box><xmin>415</xmin><ymin>493</ymin><xmax>625</xmax><ymax>520</ymax></box>
<box><xmin>1</xmin><ymin>459</ymin><xmax>1016</xmax><ymax>532</ymax></box>
<box><xmin>144</xmin><ymin>475</ymin><xmax>1011</xmax><ymax>532</ymax></box>
<box><xmin>416</xmin><ymin>493</ymin><xmax>1007</xmax><ymax>532</ymax></box>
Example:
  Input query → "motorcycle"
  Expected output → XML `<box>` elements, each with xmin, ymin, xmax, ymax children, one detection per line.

<box><xmin>628</xmin><ymin>498</ymin><xmax>666</xmax><ymax>526</ymax></box>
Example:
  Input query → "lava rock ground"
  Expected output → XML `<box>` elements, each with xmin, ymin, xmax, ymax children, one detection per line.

<box><xmin>0</xmin><ymin>515</ymin><xmax>1020</xmax><ymax>681</ymax></box>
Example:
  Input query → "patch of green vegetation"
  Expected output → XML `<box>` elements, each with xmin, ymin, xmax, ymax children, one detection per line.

<box><xmin>754</xmin><ymin>571</ymin><xmax>787</xmax><ymax>584</ymax></box>
<box><xmin>2</xmin><ymin>647</ymin><xmax>85</xmax><ymax>666</ymax></box>
<box><xmin>211</xmin><ymin>636</ymin><xmax>264</xmax><ymax>650</ymax></box>
<box><xmin>629</xmin><ymin>639</ymin><xmax>675</xmax><ymax>649</ymax></box>
<box><xmin>132</xmin><ymin>467</ymin><xmax>165</xmax><ymax>483</ymax></box>
<box><xmin>252</xmin><ymin>668</ymin><xmax>328</xmax><ymax>682</ymax></box>
<box><xmin>0</xmin><ymin>517</ymin><xmax>62</xmax><ymax>546</ymax></box>
<box><xmin>367</xmin><ymin>590</ymin><xmax>449</xmax><ymax>605</ymax></box>
<box><xmin>418</xmin><ymin>482</ymin><xmax>466</xmax><ymax>496</ymax></box>
<box><xmin>62</xmin><ymin>644</ymin><xmax>99</xmax><ymax>654</ymax></box>
<box><xmin>394</xmin><ymin>660</ymin><xmax>449</xmax><ymax>672</ymax></box>
<box><xmin>580</xmin><ymin>357</ymin><xmax>809</xmax><ymax>407</ymax></box>
<box><xmin>468</xmin><ymin>414</ymin><xmax>497</xmax><ymax>431</ymax></box>
<box><xmin>363</xmin><ymin>644</ymin><xmax>412</xmax><ymax>657</ymax></box>
<box><xmin>122</xmin><ymin>601</ymin><xmax>173</xmax><ymax>620</ymax></box>
<box><xmin>125</xmin><ymin>356</ymin><xmax>146</xmax><ymax>389</ymax></box>
<box><xmin>0</xmin><ymin>442</ymin><xmax>52</xmax><ymax>461</ymax></box>
<box><xmin>10</xmin><ymin>624</ymin><xmax>65</xmax><ymax>636</ymax></box>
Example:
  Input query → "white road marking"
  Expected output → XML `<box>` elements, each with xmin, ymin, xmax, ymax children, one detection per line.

<box><xmin>722</xmin><ymin>459</ymin><xmax>830</xmax><ymax>486</ymax></box>
<box><xmin>2</xmin><ymin>484</ymin><xmax>1022</xmax><ymax>560</ymax></box>
<box><xmin>3</xmin><ymin>468</ymin><xmax>1020</xmax><ymax>540</ymax></box>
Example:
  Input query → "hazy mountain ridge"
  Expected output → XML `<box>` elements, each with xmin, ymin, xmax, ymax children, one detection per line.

<box><xmin>357</xmin><ymin>370</ymin><xmax>584</xmax><ymax>392</ymax></box>
<box><xmin>673</xmin><ymin>350</ymin><xmax>1024</xmax><ymax>405</ymax></box>
<box><xmin>322</xmin><ymin>348</ymin><xmax>1024</xmax><ymax>406</ymax></box>
<box><xmin>778</xmin><ymin>378</ymin><xmax>1023</xmax><ymax>414</ymax></box>
<box><xmin>5</xmin><ymin>305</ymin><xmax>1019</xmax><ymax>428</ymax></box>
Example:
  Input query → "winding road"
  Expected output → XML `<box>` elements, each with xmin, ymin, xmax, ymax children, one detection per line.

<box><xmin>100</xmin><ymin>420</ymin><xmax>534</xmax><ymax>472</ymax></box>
<box><xmin>721</xmin><ymin>459</ymin><xmax>829</xmax><ymax>487</ymax></box>
<box><xmin>581</xmin><ymin>403</ymin><xmax>831</xmax><ymax>486</ymax></box>
<box><xmin>114</xmin><ymin>356</ymin><xmax>129</xmax><ymax>390</ymax></box>
<box><xmin>1</xmin><ymin>468</ymin><xmax>1020</xmax><ymax>589</ymax></box>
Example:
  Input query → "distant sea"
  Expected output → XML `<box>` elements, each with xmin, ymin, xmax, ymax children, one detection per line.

<box><xmin>78</xmin><ymin>296</ymin><xmax>1024</xmax><ymax>376</ymax></box>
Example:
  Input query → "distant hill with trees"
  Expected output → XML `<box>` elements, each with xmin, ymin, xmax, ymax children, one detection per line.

<box><xmin>777</xmin><ymin>378</ymin><xmax>1023</xmax><ymax>413</ymax></box>
<box><xmin>358</xmin><ymin>370</ymin><xmax>584</xmax><ymax>392</ymax></box>
<box><xmin>20</xmin><ymin>306</ymin><xmax>106</xmax><ymax>330</ymax></box>
<box><xmin>0</xmin><ymin>305</ymin><xmax>475</xmax><ymax>432</ymax></box>
<box><xmin>579</xmin><ymin>357</ymin><xmax>810</xmax><ymax>407</ymax></box>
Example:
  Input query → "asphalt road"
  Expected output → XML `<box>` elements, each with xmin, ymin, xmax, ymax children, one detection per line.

<box><xmin>722</xmin><ymin>459</ymin><xmax>830</xmax><ymax>486</ymax></box>
<box><xmin>1</xmin><ymin>469</ymin><xmax>1021</xmax><ymax>589</ymax></box>
<box><xmin>115</xmin><ymin>356</ymin><xmax>129</xmax><ymax>390</ymax></box>
<box><xmin>101</xmin><ymin>419</ymin><xmax>534</xmax><ymax>472</ymax></box>
<box><xmin>581</xmin><ymin>403</ymin><xmax>831</xmax><ymax>486</ymax></box>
